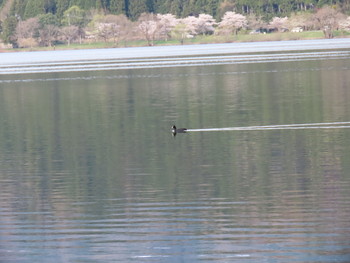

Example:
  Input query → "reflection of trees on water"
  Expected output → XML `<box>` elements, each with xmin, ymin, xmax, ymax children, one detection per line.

<box><xmin>0</xmin><ymin>59</ymin><xmax>350</xmax><ymax>208</ymax></box>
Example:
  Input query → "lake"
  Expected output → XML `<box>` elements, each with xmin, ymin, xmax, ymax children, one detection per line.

<box><xmin>1</xmin><ymin>39</ymin><xmax>350</xmax><ymax>262</ymax></box>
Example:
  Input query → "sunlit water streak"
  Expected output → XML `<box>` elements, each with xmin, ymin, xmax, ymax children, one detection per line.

<box><xmin>1</xmin><ymin>195</ymin><xmax>350</xmax><ymax>262</ymax></box>
<box><xmin>1</xmin><ymin>38</ymin><xmax>350</xmax><ymax>69</ymax></box>
<box><xmin>187</xmin><ymin>121</ymin><xmax>350</xmax><ymax>132</ymax></box>
<box><xmin>1</xmin><ymin>50</ymin><xmax>350</xmax><ymax>75</ymax></box>
<box><xmin>1</xmin><ymin>65</ymin><xmax>350</xmax><ymax>84</ymax></box>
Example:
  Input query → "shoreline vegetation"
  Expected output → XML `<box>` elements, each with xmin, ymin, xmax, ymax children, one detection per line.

<box><xmin>1</xmin><ymin>30</ymin><xmax>350</xmax><ymax>53</ymax></box>
<box><xmin>1</xmin><ymin>1</ymin><xmax>350</xmax><ymax>53</ymax></box>
<box><xmin>0</xmin><ymin>30</ymin><xmax>350</xmax><ymax>53</ymax></box>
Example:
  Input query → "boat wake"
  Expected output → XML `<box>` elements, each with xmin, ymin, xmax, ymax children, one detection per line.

<box><xmin>186</xmin><ymin>121</ymin><xmax>350</xmax><ymax>132</ymax></box>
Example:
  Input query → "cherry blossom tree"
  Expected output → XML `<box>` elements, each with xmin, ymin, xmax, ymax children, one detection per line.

<box><xmin>138</xmin><ymin>13</ymin><xmax>158</xmax><ymax>46</ymax></box>
<box><xmin>170</xmin><ymin>14</ymin><xmax>216</xmax><ymax>39</ymax></box>
<box><xmin>339</xmin><ymin>16</ymin><xmax>350</xmax><ymax>31</ymax></box>
<box><xmin>217</xmin><ymin>11</ymin><xmax>247</xmax><ymax>35</ymax></box>
<box><xmin>157</xmin><ymin>13</ymin><xmax>178</xmax><ymax>41</ymax></box>
<box><xmin>97</xmin><ymin>22</ymin><xmax>116</xmax><ymax>42</ymax></box>
<box><xmin>181</xmin><ymin>16</ymin><xmax>198</xmax><ymax>36</ymax></box>
<box><xmin>269</xmin><ymin>17</ymin><xmax>288</xmax><ymax>32</ymax></box>
<box><xmin>196</xmin><ymin>13</ymin><xmax>216</xmax><ymax>35</ymax></box>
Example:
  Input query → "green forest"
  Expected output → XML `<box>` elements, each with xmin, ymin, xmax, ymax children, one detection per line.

<box><xmin>1</xmin><ymin>0</ymin><xmax>349</xmax><ymax>49</ymax></box>
<box><xmin>1</xmin><ymin>0</ymin><xmax>350</xmax><ymax>21</ymax></box>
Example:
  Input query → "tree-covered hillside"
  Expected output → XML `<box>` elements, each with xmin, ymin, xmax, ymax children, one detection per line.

<box><xmin>1</xmin><ymin>0</ymin><xmax>349</xmax><ymax>49</ymax></box>
<box><xmin>3</xmin><ymin>0</ymin><xmax>350</xmax><ymax>21</ymax></box>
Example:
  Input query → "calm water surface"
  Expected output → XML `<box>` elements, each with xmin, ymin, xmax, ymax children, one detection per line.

<box><xmin>1</xmin><ymin>40</ymin><xmax>350</xmax><ymax>262</ymax></box>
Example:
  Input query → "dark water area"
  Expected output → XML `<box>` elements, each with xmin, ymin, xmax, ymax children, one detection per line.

<box><xmin>1</xmin><ymin>40</ymin><xmax>350</xmax><ymax>262</ymax></box>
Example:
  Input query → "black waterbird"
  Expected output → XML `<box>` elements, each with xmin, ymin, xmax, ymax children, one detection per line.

<box><xmin>171</xmin><ymin>125</ymin><xmax>187</xmax><ymax>136</ymax></box>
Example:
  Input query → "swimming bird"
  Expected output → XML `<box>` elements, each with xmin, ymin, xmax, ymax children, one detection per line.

<box><xmin>171</xmin><ymin>125</ymin><xmax>187</xmax><ymax>136</ymax></box>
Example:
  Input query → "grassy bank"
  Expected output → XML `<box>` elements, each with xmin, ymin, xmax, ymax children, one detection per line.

<box><xmin>2</xmin><ymin>30</ymin><xmax>350</xmax><ymax>52</ymax></box>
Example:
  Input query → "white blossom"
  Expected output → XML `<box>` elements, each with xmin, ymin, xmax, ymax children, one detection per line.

<box><xmin>269</xmin><ymin>17</ymin><xmax>288</xmax><ymax>32</ymax></box>
<box><xmin>157</xmin><ymin>13</ymin><xmax>178</xmax><ymax>40</ymax></box>
<box><xmin>181</xmin><ymin>16</ymin><xmax>199</xmax><ymax>36</ymax></box>
<box><xmin>218</xmin><ymin>11</ymin><xmax>247</xmax><ymax>35</ymax></box>
<box><xmin>339</xmin><ymin>16</ymin><xmax>350</xmax><ymax>31</ymax></box>
<box><xmin>196</xmin><ymin>13</ymin><xmax>216</xmax><ymax>35</ymax></box>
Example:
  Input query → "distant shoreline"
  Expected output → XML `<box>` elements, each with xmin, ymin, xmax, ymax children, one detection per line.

<box><xmin>1</xmin><ymin>30</ymin><xmax>349</xmax><ymax>54</ymax></box>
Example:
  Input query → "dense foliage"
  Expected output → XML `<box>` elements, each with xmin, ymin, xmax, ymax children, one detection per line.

<box><xmin>3</xmin><ymin>0</ymin><xmax>350</xmax><ymax>21</ymax></box>
<box><xmin>0</xmin><ymin>0</ymin><xmax>349</xmax><ymax>48</ymax></box>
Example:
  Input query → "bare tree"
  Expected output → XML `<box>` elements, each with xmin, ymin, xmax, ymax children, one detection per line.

<box><xmin>60</xmin><ymin>25</ymin><xmax>79</xmax><ymax>45</ymax></box>
<box><xmin>287</xmin><ymin>12</ymin><xmax>315</xmax><ymax>31</ymax></box>
<box><xmin>246</xmin><ymin>14</ymin><xmax>266</xmax><ymax>31</ymax></box>
<box><xmin>38</xmin><ymin>24</ymin><xmax>60</xmax><ymax>47</ymax></box>
<box><xmin>137</xmin><ymin>13</ymin><xmax>158</xmax><ymax>46</ymax></box>
<box><xmin>62</xmin><ymin>5</ymin><xmax>87</xmax><ymax>44</ymax></box>
<box><xmin>313</xmin><ymin>6</ymin><xmax>345</xmax><ymax>38</ymax></box>
<box><xmin>16</xmin><ymin>17</ymin><xmax>39</xmax><ymax>48</ymax></box>
<box><xmin>113</xmin><ymin>14</ymin><xmax>132</xmax><ymax>46</ymax></box>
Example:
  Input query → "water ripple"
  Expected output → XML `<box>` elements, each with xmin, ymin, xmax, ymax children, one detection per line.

<box><xmin>1</xmin><ymin>189</ymin><xmax>350</xmax><ymax>261</ymax></box>
<box><xmin>1</xmin><ymin>50</ymin><xmax>350</xmax><ymax>75</ymax></box>
<box><xmin>1</xmin><ymin>65</ymin><xmax>350</xmax><ymax>84</ymax></box>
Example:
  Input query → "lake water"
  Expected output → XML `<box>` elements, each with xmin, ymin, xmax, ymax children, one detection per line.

<box><xmin>1</xmin><ymin>39</ymin><xmax>350</xmax><ymax>262</ymax></box>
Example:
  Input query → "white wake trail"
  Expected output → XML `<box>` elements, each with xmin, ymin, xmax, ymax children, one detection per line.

<box><xmin>186</xmin><ymin>122</ymin><xmax>350</xmax><ymax>132</ymax></box>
